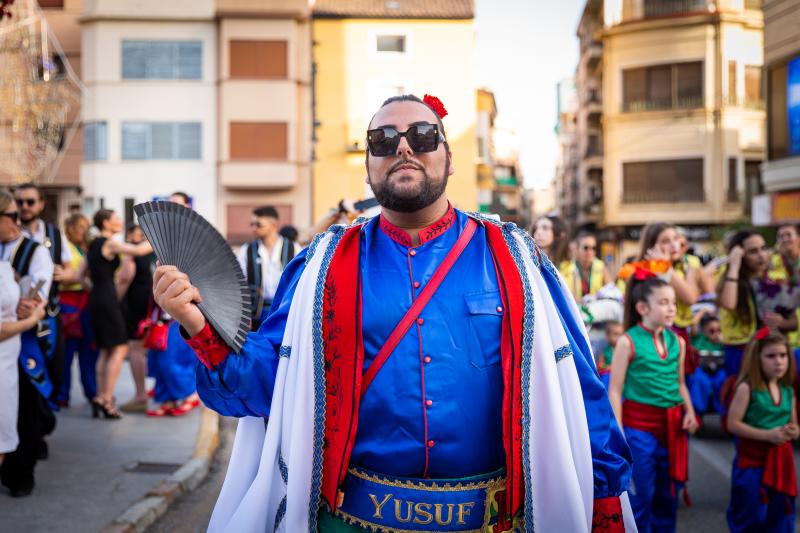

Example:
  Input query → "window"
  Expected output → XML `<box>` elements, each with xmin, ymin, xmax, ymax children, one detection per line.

<box><xmin>376</xmin><ymin>35</ymin><xmax>406</xmax><ymax>53</ymax></box>
<box><xmin>728</xmin><ymin>60</ymin><xmax>737</xmax><ymax>103</ymax></box>
<box><xmin>229</xmin><ymin>40</ymin><xmax>287</xmax><ymax>79</ymax></box>
<box><xmin>744</xmin><ymin>160</ymin><xmax>763</xmax><ymax>215</ymax></box>
<box><xmin>768</xmin><ymin>63</ymin><xmax>788</xmax><ymax>159</ymax></box>
<box><xmin>727</xmin><ymin>158</ymin><xmax>739</xmax><ymax>203</ymax></box>
<box><xmin>121</xmin><ymin>122</ymin><xmax>202</xmax><ymax>160</ymax></box>
<box><xmin>623</xmin><ymin>62</ymin><xmax>703</xmax><ymax>112</ymax></box>
<box><xmin>744</xmin><ymin>65</ymin><xmax>763</xmax><ymax>107</ymax></box>
<box><xmin>83</xmin><ymin>121</ymin><xmax>107</xmax><ymax>161</ymax></box>
<box><xmin>229</xmin><ymin>122</ymin><xmax>288</xmax><ymax>160</ymax></box>
<box><xmin>622</xmin><ymin>159</ymin><xmax>704</xmax><ymax>203</ymax></box>
<box><xmin>122</xmin><ymin>41</ymin><xmax>202</xmax><ymax>80</ymax></box>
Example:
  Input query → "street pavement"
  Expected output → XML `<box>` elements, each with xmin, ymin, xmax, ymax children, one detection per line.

<box><xmin>0</xmin><ymin>362</ymin><xmax>201</xmax><ymax>533</ymax></box>
<box><xmin>150</xmin><ymin>415</ymin><xmax>800</xmax><ymax>533</ymax></box>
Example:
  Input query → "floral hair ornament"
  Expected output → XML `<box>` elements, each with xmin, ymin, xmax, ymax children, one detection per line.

<box><xmin>633</xmin><ymin>266</ymin><xmax>657</xmax><ymax>281</ymax></box>
<box><xmin>754</xmin><ymin>326</ymin><xmax>771</xmax><ymax>341</ymax></box>
<box><xmin>423</xmin><ymin>94</ymin><xmax>448</xmax><ymax>119</ymax></box>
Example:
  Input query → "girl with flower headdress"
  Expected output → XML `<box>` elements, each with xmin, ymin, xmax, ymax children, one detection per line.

<box><xmin>726</xmin><ymin>329</ymin><xmax>798</xmax><ymax>532</ymax></box>
<box><xmin>609</xmin><ymin>267</ymin><xmax>698</xmax><ymax>532</ymax></box>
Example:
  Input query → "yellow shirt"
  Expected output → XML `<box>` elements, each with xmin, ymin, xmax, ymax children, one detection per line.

<box><xmin>560</xmin><ymin>258</ymin><xmax>606</xmax><ymax>302</ymax></box>
<box><xmin>768</xmin><ymin>252</ymin><xmax>800</xmax><ymax>348</ymax></box>
<box><xmin>59</xmin><ymin>240</ymin><xmax>85</xmax><ymax>292</ymax></box>
<box><xmin>720</xmin><ymin>299</ymin><xmax>756</xmax><ymax>345</ymax></box>
<box><xmin>674</xmin><ymin>254</ymin><xmax>701</xmax><ymax>328</ymax></box>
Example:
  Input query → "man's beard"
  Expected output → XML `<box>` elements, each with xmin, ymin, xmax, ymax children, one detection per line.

<box><xmin>19</xmin><ymin>212</ymin><xmax>35</xmax><ymax>223</ymax></box>
<box><xmin>368</xmin><ymin>159</ymin><xmax>448</xmax><ymax>213</ymax></box>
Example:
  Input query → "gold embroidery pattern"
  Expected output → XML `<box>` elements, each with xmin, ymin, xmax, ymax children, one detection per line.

<box><xmin>334</xmin><ymin>509</ymin><xmax>484</xmax><ymax>533</ymax></box>
<box><xmin>346</xmin><ymin>468</ymin><xmax>505</xmax><ymax>493</ymax></box>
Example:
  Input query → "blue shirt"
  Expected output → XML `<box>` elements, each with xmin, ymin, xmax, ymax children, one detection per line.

<box><xmin>196</xmin><ymin>209</ymin><xmax>629</xmax><ymax>498</ymax></box>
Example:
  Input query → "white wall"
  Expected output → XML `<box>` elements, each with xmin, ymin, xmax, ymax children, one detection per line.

<box><xmin>80</xmin><ymin>20</ymin><xmax>217</xmax><ymax>222</ymax></box>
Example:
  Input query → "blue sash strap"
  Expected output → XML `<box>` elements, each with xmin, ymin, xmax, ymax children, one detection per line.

<box><xmin>334</xmin><ymin>467</ymin><xmax>509</xmax><ymax>532</ymax></box>
<box><xmin>20</xmin><ymin>329</ymin><xmax>53</xmax><ymax>400</ymax></box>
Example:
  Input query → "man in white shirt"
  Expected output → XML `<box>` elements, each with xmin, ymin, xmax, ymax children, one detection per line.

<box><xmin>236</xmin><ymin>206</ymin><xmax>300</xmax><ymax>330</ymax></box>
<box><xmin>14</xmin><ymin>183</ymin><xmax>72</xmax><ymax>404</ymax></box>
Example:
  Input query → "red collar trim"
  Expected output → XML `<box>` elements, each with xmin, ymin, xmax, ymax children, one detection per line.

<box><xmin>378</xmin><ymin>204</ymin><xmax>456</xmax><ymax>247</ymax></box>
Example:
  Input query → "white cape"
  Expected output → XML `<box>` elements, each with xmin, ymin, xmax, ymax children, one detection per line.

<box><xmin>207</xmin><ymin>220</ymin><xmax>637</xmax><ymax>533</ymax></box>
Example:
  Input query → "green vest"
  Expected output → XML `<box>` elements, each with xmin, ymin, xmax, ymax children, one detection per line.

<box><xmin>743</xmin><ymin>385</ymin><xmax>792</xmax><ymax>430</ymax></box>
<box><xmin>691</xmin><ymin>333</ymin><xmax>723</xmax><ymax>356</ymax></box>
<box><xmin>602</xmin><ymin>344</ymin><xmax>614</xmax><ymax>367</ymax></box>
<box><xmin>622</xmin><ymin>325</ymin><xmax>682</xmax><ymax>408</ymax></box>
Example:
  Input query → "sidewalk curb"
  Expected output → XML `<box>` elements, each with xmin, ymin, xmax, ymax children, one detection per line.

<box><xmin>100</xmin><ymin>407</ymin><xmax>220</xmax><ymax>533</ymax></box>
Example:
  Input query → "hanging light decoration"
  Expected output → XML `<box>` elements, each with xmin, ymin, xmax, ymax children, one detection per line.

<box><xmin>0</xmin><ymin>0</ymin><xmax>82</xmax><ymax>183</ymax></box>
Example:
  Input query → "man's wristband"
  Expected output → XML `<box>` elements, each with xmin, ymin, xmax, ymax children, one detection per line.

<box><xmin>725</xmin><ymin>277</ymin><xmax>738</xmax><ymax>282</ymax></box>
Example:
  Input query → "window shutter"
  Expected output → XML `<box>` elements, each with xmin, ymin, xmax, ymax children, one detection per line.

<box><xmin>178</xmin><ymin>42</ymin><xmax>203</xmax><ymax>80</ymax></box>
<box><xmin>121</xmin><ymin>122</ymin><xmax>149</xmax><ymax>160</ymax></box>
<box><xmin>177</xmin><ymin>123</ymin><xmax>201</xmax><ymax>159</ymax></box>
<box><xmin>151</xmin><ymin>123</ymin><xmax>174</xmax><ymax>159</ymax></box>
<box><xmin>121</xmin><ymin>41</ymin><xmax>147</xmax><ymax>79</ymax></box>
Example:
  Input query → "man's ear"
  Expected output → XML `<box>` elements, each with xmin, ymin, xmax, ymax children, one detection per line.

<box><xmin>447</xmin><ymin>150</ymin><xmax>455</xmax><ymax>176</ymax></box>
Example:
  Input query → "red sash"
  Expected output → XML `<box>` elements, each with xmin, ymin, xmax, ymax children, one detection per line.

<box><xmin>737</xmin><ymin>438</ymin><xmax>798</xmax><ymax>498</ymax></box>
<box><xmin>623</xmin><ymin>400</ymin><xmax>689</xmax><ymax>490</ymax></box>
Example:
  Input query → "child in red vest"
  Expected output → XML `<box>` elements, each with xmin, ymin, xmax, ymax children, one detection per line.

<box><xmin>726</xmin><ymin>328</ymin><xmax>798</xmax><ymax>532</ymax></box>
<box><xmin>609</xmin><ymin>269</ymin><xmax>698</xmax><ymax>532</ymax></box>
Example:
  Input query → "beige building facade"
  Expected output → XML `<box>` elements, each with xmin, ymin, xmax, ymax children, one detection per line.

<box><xmin>216</xmin><ymin>0</ymin><xmax>312</xmax><ymax>243</ymax></box>
<box><xmin>760</xmin><ymin>0</ymin><xmax>800</xmax><ymax>225</ymax></box>
<box><xmin>602</xmin><ymin>0</ymin><xmax>765</xmax><ymax>252</ymax></box>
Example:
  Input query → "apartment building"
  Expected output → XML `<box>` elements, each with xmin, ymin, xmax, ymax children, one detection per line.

<box><xmin>602</xmin><ymin>0</ymin><xmax>765</xmax><ymax>255</ymax></box>
<box><xmin>759</xmin><ymin>0</ymin><xmax>800</xmax><ymax>224</ymax></box>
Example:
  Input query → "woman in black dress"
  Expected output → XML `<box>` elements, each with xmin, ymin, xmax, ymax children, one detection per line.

<box><xmin>87</xmin><ymin>209</ymin><xmax>151</xmax><ymax>418</ymax></box>
<box><xmin>118</xmin><ymin>224</ymin><xmax>155</xmax><ymax>412</ymax></box>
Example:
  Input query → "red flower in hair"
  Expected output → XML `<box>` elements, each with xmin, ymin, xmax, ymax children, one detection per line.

<box><xmin>423</xmin><ymin>94</ymin><xmax>448</xmax><ymax>119</ymax></box>
<box><xmin>633</xmin><ymin>266</ymin><xmax>657</xmax><ymax>281</ymax></box>
<box><xmin>754</xmin><ymin>326</ymin><xmax>771</xmax><ymax>341</ymax></box>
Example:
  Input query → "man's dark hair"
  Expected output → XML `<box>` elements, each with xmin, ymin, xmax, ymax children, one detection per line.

<box><xmin>253</xmin><ymin>206</ymin><xmax>279</xmax><ymax>220</ymax></box>
<box><xmin>170</xmin><ymin>191</ymin><xmax>190</xmax><ymax>205</ymax></box>
<box><xmin>376</xmin><ymin>94</ymin><xmax>446</xmax><ymax>137</ymax></box>
<box><xmin>126</xmin><ymin>223</ymin><xmax>141</xmax><ymax>235</ymax></box>
<box><xmin>15</xmin><ymin>182</ymin><xmax>41</xmax><ymax>199</ymax></box>
<box><xmin>699</xmin><ymin>314</ymin><xmax>719</xmax><ymax>331</ymax></box>
<box><xmin>574</xmin><ymin>230</ymin><xmax>596</xmax><ymax>244</ymax></box>
<box><xmin>279</xmin><ymin>224</ymin><xmax>298</xmax><ymax>241</ymax></box>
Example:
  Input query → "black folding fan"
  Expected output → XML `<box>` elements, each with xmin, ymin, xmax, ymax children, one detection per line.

<box><xmin>133</xmin><ymin>201</ymin><xmax>251</xmax><ymax>353</ymax></box>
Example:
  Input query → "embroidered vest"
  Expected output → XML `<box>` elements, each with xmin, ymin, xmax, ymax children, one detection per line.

<box><xmin>622</xmin><ymin>324</ymin><xmax>682</xmax><ymax>408</ymax></box>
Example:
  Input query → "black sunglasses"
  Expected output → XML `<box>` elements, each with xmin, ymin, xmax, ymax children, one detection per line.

<box><xmin>15</xmin><ymin>198</ymin><xmax>36</xmax><ymax>207</ymax></box>
<box><xmin>366</xmin><ymin>122</ymin><xmax>444</xmax><ymax>157</ymax></box>
<box><xmin>1</xmin><ymin>211</ymin><xmax>19</xmax><ymax>222</ymax></box>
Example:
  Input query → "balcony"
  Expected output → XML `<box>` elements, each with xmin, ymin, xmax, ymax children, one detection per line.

<box><xmin>622</xmin><ymin>96</ymin><xmax>704</xmax><ymax>113</ymax></box>
<box><xmin>723</xmin><ymin>95</ymin><xmax>765</xmax><ymax>111</ymax></box>
<box><xmin>607</xmin><ymin>0</ymin><xmax>711</xmax><ymax>25</ymax></box>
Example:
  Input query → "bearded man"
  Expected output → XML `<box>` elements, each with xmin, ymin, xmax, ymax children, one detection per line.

<box><xmin>154</xmin><ymin>94</ymin><xmax>635</xmax><ymax>533</ymax></box>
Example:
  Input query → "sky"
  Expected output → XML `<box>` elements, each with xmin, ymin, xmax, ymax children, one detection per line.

<box><xmin>474</xmin><ymin>0</ymin><xmax>584</xmax><ymax>190</ymax></box>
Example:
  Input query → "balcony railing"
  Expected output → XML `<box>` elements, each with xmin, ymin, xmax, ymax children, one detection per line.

<box><xmin>643</xmin><ymin>0</ymin><xmax>708</xmax><ymax>18</ymax></box>
<box><xmin>622</xmin><ymin>96</ymin><xmax>704</xmax><ymax>113</ymax></box>
<box><xmin>622</xmin><ymin>189</ymin><xmax>704</xmax><ymax>203</ymax></box>
<box><xmin>723</xmin><ymin>95</ymin><xmax>765</xmax><ymax>110</ymax></box>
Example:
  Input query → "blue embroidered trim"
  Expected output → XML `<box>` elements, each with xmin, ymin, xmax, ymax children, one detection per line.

<box><xmin>555</xmin><ymin>345</ymin><xmax>573</xmax><ymax>363</ymax></box>
<box><xmin>500</xmin><ymin>224</ymin><xmax>535</xmax><ymax>533</ymax></box>
<box><xmin>279</xmin><ymin>345</ymin><xmax>292</xmax><ymax>359</ymax></box>
<box><xmin>274</xmin><ymin>496</ymin><xmax>287</xmax><ymax>532</ymax></box>
<box><xmin>308</xmin><ymin>227</ymin><xmax>346</xmax><ymax>530</ymax></box>
<box><xmin>278</xmin><ymin>453</ymin><xmax>289</xmax><ymax>484</ymax></box>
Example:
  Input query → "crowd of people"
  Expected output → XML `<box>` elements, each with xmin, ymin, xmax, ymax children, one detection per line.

<box><xmin>1</xmin><ymin>177</ymin><xmax>799</xmax><ymax>532</ymax></box>
<box><xmin>533</xmin><ymin>215</ymin><xmax>800</xmax><ymax>532</ymax></box>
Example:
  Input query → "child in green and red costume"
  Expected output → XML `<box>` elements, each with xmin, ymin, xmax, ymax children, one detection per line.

<box><xmin>688</xmin><ymin>312</ymin><xmax>725</xmax><ymax>416</ymax></box>
<box><xmin>726</xmin><ymin>328</ymin><xmax>798</xmax><ymax>532</ymax></box>
<box><xmin>609</xmin><ymin>267</ymin><xmax>699</xmax><ymax>532</ymax></box>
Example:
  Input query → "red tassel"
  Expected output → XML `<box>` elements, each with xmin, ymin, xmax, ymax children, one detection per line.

<box><xmin>683</xmin><ymin>486</ymin><xmax>692</xmax><ymax>507</ymax></box>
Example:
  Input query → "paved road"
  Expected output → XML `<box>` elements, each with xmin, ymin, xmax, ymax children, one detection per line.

<box><xmin>0</xmin><ymin>363</ymin><xmax>201</xmax><ymax>533</ymax></box>
<box><xmin>148</xmin><ymin>415</ymin><xmax>800</xmax><ymax>533</ymax></box>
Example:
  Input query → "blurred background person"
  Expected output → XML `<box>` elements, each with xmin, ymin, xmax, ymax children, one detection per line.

<box><xmin>14</xmin><ymin>183</ymin><xmax>72</xmax><ymax>406</ymax></box>
<box><xmin>769</xmin><ymin>223</ymin><xmax>800</xmax><ymax>357</ymax></box>
<box><xmin>0</xmin><ymin>188</ymin><xmax>51</xmax><ymax>498</ymax></box>
<box><xmin>718</xmin><ymin>229</ymin><xmax>799</xmax><ymax>379</ymax></box>
<box><xmin>117</xmin><ymin>224</ymin><xmax>154</xmax><ymax>413</ymax></box>
<box><xmin>55</xmin><ymin>213</ymin><xmax>97</xmax><ymax>408</ymax></box>
<box><xmin>87</xmin><ymin>209</ymin><xmax>152</xmax><ymax>419</ymax></box>
<box><xmin>532</xmin><ymin>214</ymin><xmax>570</xmax><ymax>269</ymax></box>
<box><xmin>561</xmin><ymin>230</ymin><xmax>612</xmax><ymax>302</ymax></box>
<box><xmin>238</xmin><ymin>205</ymin><xmax>301</xmax><ymax>330</ymax></box>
